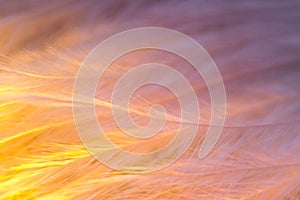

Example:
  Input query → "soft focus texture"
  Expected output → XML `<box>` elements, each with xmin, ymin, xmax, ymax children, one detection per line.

<box><xmin>0</xmin><ymin>0</ymin><xmax>300</xmax><ymax>199</ymax></box>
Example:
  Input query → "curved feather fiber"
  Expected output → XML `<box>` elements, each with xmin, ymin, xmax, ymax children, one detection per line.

<box><xmin>0</xmin><ymin>0</ymin><xmax>299</xmax><ymax>199</ymax></box>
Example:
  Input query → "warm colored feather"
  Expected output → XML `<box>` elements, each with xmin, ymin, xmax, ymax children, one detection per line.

<box><xmin>0</xmin><ymin>0</ymin><xmax>299</xmax><ymax>199</ymax></box>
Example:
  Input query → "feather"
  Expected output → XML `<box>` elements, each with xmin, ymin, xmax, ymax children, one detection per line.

<box><xmin>0</xmin><ymin>0</ymin><xmax>299</xmax><ymax>199</ymax></box>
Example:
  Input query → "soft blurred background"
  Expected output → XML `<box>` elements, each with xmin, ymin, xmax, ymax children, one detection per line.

<box><xmin>0</xmin><ymin>0</ymin><xmax>300</xmax><ymax>199</ymax></box>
